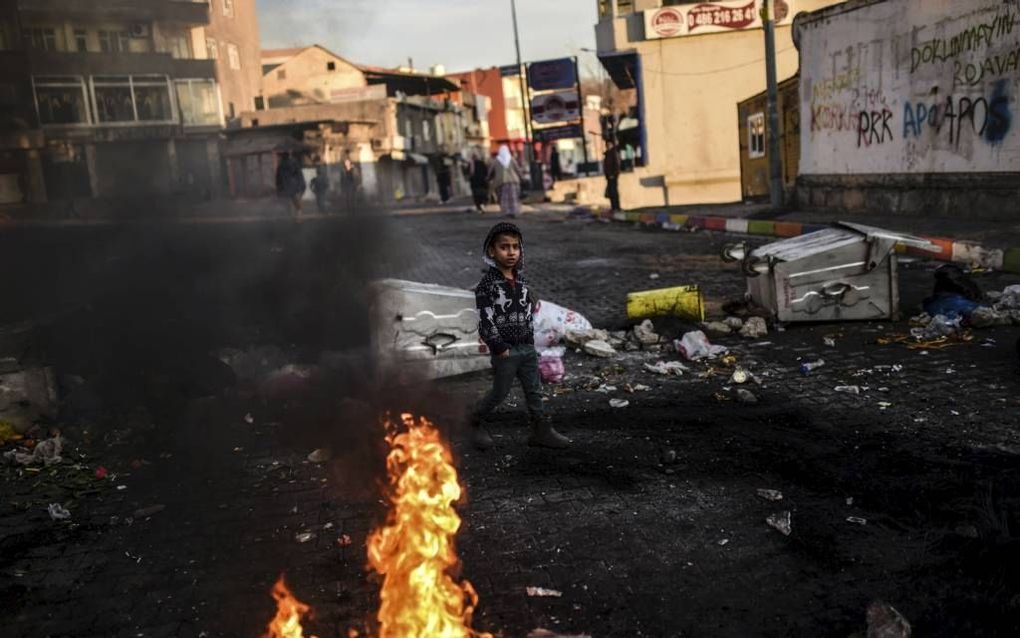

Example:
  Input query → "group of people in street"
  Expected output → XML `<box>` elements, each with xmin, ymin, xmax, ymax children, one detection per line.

<box><xmin>275</xmin><ymin>151</ymin><xmax>361</xmax><ymax>220</ymax></box>
<box><xmin>465</xmin><ymin>144</ymin><xmax>526</xmax><ymax>218</ymax></box>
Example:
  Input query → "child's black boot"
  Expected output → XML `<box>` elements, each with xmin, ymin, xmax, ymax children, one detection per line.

<box><xmin>527</xmin><ymin>415</ymin><xmax>570</xmax><ymax>449</ymax></box>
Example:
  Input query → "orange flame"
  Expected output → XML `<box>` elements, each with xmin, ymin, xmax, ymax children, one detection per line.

<box><xmin>367</xmin><ymin>413</ymin><xmax>491</xmax><ymax>638</ymax></box>
<box><xmin>263</xmin><ymin>574</ymin><xmax>317</xmax><ymax>638</ymax></box>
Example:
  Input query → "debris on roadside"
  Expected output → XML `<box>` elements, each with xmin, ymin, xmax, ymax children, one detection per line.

<box><xmin>766</xmin><ymin>510</ymin><xmax>792</xmax><ymax>536</ymax></box>
<box><xmin>631</xmin><ymin>319</ymin><xmax>662</xmax><ymax>347</ymax></box>
<box><xmin>846</xmin><ymin>516</ymin><xmax>868</xmax><ymax>525</ymax></box>
<box><xmin>823</xmin><ymin>335</ymin><xmax>837</xmax><ymax>348</ymax></box>
<box><xmin>582</xmin><ymin>339</ymin><xmax>617</xmax><ymax>358</ymax></box>
<box><xmin>643</xmin><ymin>360</ymin><xmax>689</xmax><ymax>376</ymax></box>
<box><xmin>739</xmin><ymin>317</ymin><xmax>768</xmax><ymax>338</ymax></box>
<box><xmin>800</xmin><ymin>359</ymin><xmax>826</xmax><ymax>375</ymax></box>
<box><xmin>660</xmin><ymin>448</ymin><xmax>677</xmax><ymax>464</ymax></box>
<box><xmin>538</xmin><ymin>347</ymin><xmax>566</xmax><ymax>384</ymax></box>
<box><xmin>47</xmin><ymin>503</ymin><xmax>71</xmax><ymax>521</ymax></box>
<box><xmin>865</xmin><ymin>601</ymin><xmax>912</xmax><ymax>638</ymax></box>
<box><xmin>736</xmin><ymin>388</ymin><xmax>759</xmax><ymax>404</ymax></box>
<box><xmin>0</xmin><ymin>367</ymin><xmax>58</xmax><ymax>435</ymax></box>
<box><xmin>729</xmin><ymin>368</ymin><xmax>750</xmax><ymax>384</ymax></box>
<box><xmin>626</xmin><ymin>285</ymin><xmax>705</xmax><ymax>322</ymax></box>
<box><xmin>295</xmin><ymin>531</ymin><xmax>315</xmax><ymax>543</ymax></box>
<box><xmin>756</xmin><ymin>489</ymin><xmax>783</xmax><ymax>501</ymax></box>
<box><xmin>723</xmin><ymin>316</ymin><xmax>744</xmax><ymax>331</ymax></box>
<box><xmin>307</xmin><ymin>448</ymin><xmax>331</xmax><ymax>463</ymax></box>
<box><xmin>676</xmin><ymin>331</ymin><xmax>728</xmax><ymax>361</ymax></box>
<box><xmin>3</xmin><ymin>434</ymin><xmax>63</xmax><ymax>467</ymax></box>
<box><xmin>701</xmin><ymin>320</ymin><xmax>732</xmax><ymax>335</ymax></box>
<box><xmin>564</xmin><ymin>328</ymin><xmax>609</xmax><ymax>349</ymax></box>
<box><xmin>834</xmin><ymin>385</ymin><xmax>863</xmax><ymax>395</ymax></box>
<box><xmin>608</xmin><ymin>398</ymin><xmax>629</xmax><ymax>409</ymax></box>
<box><xmin>526</xmin><ymin>586</ymin><xmax>563</xmax><ymax>598</ymax></box>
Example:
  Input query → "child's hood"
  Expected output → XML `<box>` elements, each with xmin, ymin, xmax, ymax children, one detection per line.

<box><xmin>482</xmin><ymin>222</ymin><xmax>525</xmax><ymax>270</ymax></box>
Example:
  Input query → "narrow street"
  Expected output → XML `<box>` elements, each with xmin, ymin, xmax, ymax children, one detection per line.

<box><xmin>2</xmin><ymin>210</ymin><xmax>1017</xmax><ymax>637</ymax></box>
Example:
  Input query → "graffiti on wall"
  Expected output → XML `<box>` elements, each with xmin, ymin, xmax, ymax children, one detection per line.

<box><xmin>799</xmin><ymin>0</ymin><xmax>1020</xmax><ymax>174</ymax></box>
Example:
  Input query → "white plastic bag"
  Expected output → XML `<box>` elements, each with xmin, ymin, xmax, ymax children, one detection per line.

<box><xmin>533</xmin><ymin>300</ymin><xmax>592</xmax><ymax>348</ymax></box>
<box><xmin>676</xmin><ymin>330</ymin><xmax>728</xmax><ymax>361</ymax></box>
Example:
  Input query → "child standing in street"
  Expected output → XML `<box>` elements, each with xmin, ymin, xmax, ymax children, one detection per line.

<box><xmin>470</xmin><ymin>222</ymin><xmax>570</xmax><ymax>450</ymax></box>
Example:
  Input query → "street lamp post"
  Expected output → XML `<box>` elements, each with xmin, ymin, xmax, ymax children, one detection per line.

<box><xmin>763</xmin><ymin>0</ymin><xmax>784</xmax><ymax>209</ymax></box>
<box><xmin>510</xmin><ymin>0</ymin><xmax>536</xmax><ymax>187</ymax></box>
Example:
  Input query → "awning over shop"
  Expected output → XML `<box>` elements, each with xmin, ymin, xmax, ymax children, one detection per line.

<box><xmin>598</xmin><ymin>50</ymin><xmax>639</xmax><ymax>90</ymax></box>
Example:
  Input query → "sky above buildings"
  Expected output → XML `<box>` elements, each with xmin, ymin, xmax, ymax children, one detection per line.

<box><xmin>256</xmin><ymin>0</ymin><xmax>600</xmax><ymax>75</ymax></box>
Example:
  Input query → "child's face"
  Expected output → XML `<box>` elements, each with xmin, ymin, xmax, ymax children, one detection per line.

<box><xmin>488</xmin><ymin>233</ymin><xmax>521</xmax><ymax>271</ymax></box>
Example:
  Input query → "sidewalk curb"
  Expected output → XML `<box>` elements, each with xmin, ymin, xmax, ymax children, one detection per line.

<box><xmin>601</xmin><ymin>210</ymin><xmax>1020</xmax><ymax>274</ymax></box>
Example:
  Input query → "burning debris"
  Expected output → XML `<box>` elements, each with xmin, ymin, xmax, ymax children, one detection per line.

<box><xmin>367</xmin><ymin>413</ymin><xmax>491</xmax><ymax>638</ymax></box>
<box><xmin>263</xmin><ymin>574</ymin><xmax>317</xmax><ymax>638</ymax></box>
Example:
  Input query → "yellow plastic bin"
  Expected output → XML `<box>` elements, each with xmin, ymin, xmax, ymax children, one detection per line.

<box><xmin>626</xmin><ymin>285</ymin><xmax>705</xmax><ymax>322</ymax></box>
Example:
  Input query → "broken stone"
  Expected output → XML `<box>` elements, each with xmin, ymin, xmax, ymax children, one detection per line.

<box><xmin>723</xmin><ymin>316</ymin><xmax>744</xmax><ymax>330</ymax></box>
<box><xmin>739</xmin><ymin>317</ymin><xmax>768</xmax><ymax>338</ymax></box>
<box><xmin>525</xmin><ymin>587</ymin><xmax>563</xmax><ymax>598</ymax></box>
<box><xmin>969</xmin><ymin>306</ymin><xmax>1015</xmax><ymax>328</ymax></box>
<box><xmin>643</xmin><ymin>361</ymin><xmax>689</xmax><ymax>376</ymax></box>
<box><xmin>632</xmin><ymin>319</ymin><xmax>661</xmax><ymax>346</ymax></box>
<box><xmin>608</xmin><ymin>398</ymin><xmax>629</xmax><ymax>408</ymax></box>
<box><xmin>582</xmin><ymin>340</ymin><xmax>616</xmax><ymax>358</ymax></box>
<box><xmin>736</xmin><ymin>388</ymin><xmax>758</xmax><ymax>404</ymax></box>
<box><xmin>47</xmin><ymin>503</ymin><xmax>71</xmax><ymax>521</ymax></box>
<box><xmin>564</xmin><ymin>328</ymin><xmax>610</xmax><ymax>348</ymax></box>
<box><xmin>701</xmin><ymin>321</ymin><xmax>732</xmax><ymax>335</ymax></box>
<box><xmin>866</xmin><ymin>601</ymin><xmax>912</xmax><ymax>638</ymax></box>
<box><xmin>756</xmin><ymin>488</ymin><xmax>783</xmax><ymax>501</ymax></box>
<box><xmin>307</xmin><ymin>448</ymin><xmax>331</xmax><ymax>463</ymax></box>
<box><xmin>766</xmin><ymin>510</ymin><xmax>792</xmax><ymax>536</ymax></box>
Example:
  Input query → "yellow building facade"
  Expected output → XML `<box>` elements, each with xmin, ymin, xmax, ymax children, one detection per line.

<box><xmin>595</xmin><ymin>0</ymin><xmax>842</xmax><ymax>208</ymax></box>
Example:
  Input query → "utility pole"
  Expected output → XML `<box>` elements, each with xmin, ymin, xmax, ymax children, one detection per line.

<box><xmin>763</xmin><ymin>0</ymin><xmax>783</xmax><ymax>209</ymax></box>
<box><xmin>510</xmin><ymin>0</ymin><xmax>535</xmax><ymax>187</ymax></box>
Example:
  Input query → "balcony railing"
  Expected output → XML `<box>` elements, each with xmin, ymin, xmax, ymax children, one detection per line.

<box><xmin>28</xmin><ymin>51</ymin><xmax>216</xmax><ymax>79</ymax></box>
<box><xmin>18</xmin><ymin>0</ymin><xmax>211</xmax><ymax>25</ymax></box>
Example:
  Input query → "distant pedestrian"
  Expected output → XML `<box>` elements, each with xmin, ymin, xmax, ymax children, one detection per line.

<box><xmin>339</xmin><ymin>153</ymin><xmax>361</xmax><ymax>214</ymax></box>
<box><xmin>549</xmin><ymin>144</ymin><xmax>562</xmax><ymax>183</ymax></box>
<box><xmin>488</xmin><ymin>145</ymin><xmax>523</xmax><ymax>218</ymax></box>
<box><xmin>310</xmin><ymin>165</ymin><xmax>330</xmax><ymax>214</ymax></box>
<box><xmin>469</xmin><ymin>222</ymin><xmax>570</xmax><ymax>450</ymax></box>
<box><xmin>437</xmin><ymin>163</ymin><xmax>452</xmax><ymax>203</ymax></box>
<box><xmin>276</xmin><ymin>152</ymin><xmax>306</xmax><ymax>220</ymax></box>
<box><xmin>603</xmin><ymin>142</ymin><xmax>621</xmax><ymax>212</ymax></box>
<box><xmin>467</xmin><ymin>153</ymin><xmax>489</xmax><ymax>212</ymax></box>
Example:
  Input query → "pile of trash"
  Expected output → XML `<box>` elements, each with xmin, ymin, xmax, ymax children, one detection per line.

<box><xmin>699</xmin><ymin>315</ymin><xmax>769</xmax><ymax>339</ymax></box>
<box><xmin>563</xmin><ymin>319</ymin><xmax>667</xmax><ymax>360</ymax></box>
<box><xmin>920</xmin><ymin>265</ymin><xmax>1020</xmax><ymax>328</ymax></box>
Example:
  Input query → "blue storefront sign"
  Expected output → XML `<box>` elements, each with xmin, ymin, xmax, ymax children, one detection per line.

<box><xmin>527</xmin><ymin>57</ymin><xmax>577</xmax><ymax>91</ymax></box>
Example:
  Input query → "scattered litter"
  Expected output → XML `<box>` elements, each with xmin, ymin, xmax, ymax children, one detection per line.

<box><xmin>244</xmin><ymin>413</ymin><xmax>254</xmax><ymax>424</ymax></box>
<box><xmin>295</xmin><ymin>531</ymin><xmax>315</xmax><ymax>543</ymax></box>
<box><xmin>846</xmin><ymin>516</ymin><xmax>868</xmax><ymax>525</ymax></box>
<box><xmin>0</xmin><ymin>421</ymin><xmax>23</xmax><ymax>445</ymax></box>
<box><xmin>866</xmin><ymin>601</ymin><xmax>912</xmax><ymax>638</ymax></box>
<box><xmin>133</xmin><ymin>505</ymin><xmax>166</xmax><ymax>519</ymax></box>
<box><xmin>594</xmin><ymin>384</ymin><xmax>617</xmax><ymax>394</ymax></box>
<box><xmin>643</xmin><ymin>360</ymin><xmax>689</xmax><ymax>376</ymax></box>
<box><xmin>3</xmin><ymin>434</ymin><xmax>63</xmax><ymax>467</ymax></box>
<box><xmin>717</xmin><ymin>538</ymin><xmax>729</xmax><ymax>546</ymax></box>
<box><xmin>608</xmin><ymin>398</ymin><xmax>629</xmax><ymax>409</ymax></box>
<box><xmin>660</xmin><ymin>448</ymin><xmax>677</xmax><ymax>464</ymax></box>
<box><xmin>739</xmin><ymin>317</ymin><xmax>768</xmax><ymax>338</ymax></box>
<box><xmin>756</xmin><ymin>489</ymin><xmax>783</xmax><ymax>501</ymax></box>
<box><xmin>723</xmin><ymin>316</ymin><xmax>744</xmax><ymax>330</ymax></box>
<box><xmin>116</xmin><ymin>484</ymin><xmax>127</xmax><ymax>491</ymax></box>
<box><xmin>823</xmin><ymin>336</ymin><xmax>837</xmax><ymax>348</ymax></box>
<box><xmin>701</xmin><ymin>321</ymin><xmax>732</xmax><ymax>335</ymax></box>
<box><xmin>730</xmin><ymin>368</ymin><xmax>749</xmax><ymax>384</ymax></box>
<box><xmin>47</xmin><ymin>503</ymin><xmax>71</xmax><ymax>521</ymax></box>
<box><xmin>676</xmin><ymin>331</ymin><xmax>728</xmax><ymax>361</ymax></box>
<box><xmin>539</xmin><ymin>347</ymin><xmax>566</xmax><ymax>384</ymax></box>
<box><xmin>909</xmin><ymin>314</ymin><xmax>962</xmax><ymax>340</ymax></box>
<box><xmin>877</xmin><ymin>402</ymin><xmax>892</xmax><ymax>410</ymax></box>
<box><xmin>337</xmin><ymin>534</ymin><xmax>353</xmax><ymax>547</ymax></box>
<box><xmin>834</xmin><ymin>385</ymin><xmax>862</xmax><ymax>395</ymax></box>
<box><xmin>648</xmin><ymin>273</ymin><xmax>660</xmax><ymax>280</ymax></box>
<box><xmin>800</xmin><ymin>359</ymin><xmax>825</xmax><ymax>375</ymax></box>
<box><xmin>632</xmin><ymin>384</ymin><xmax>651</xmax><ymax>392</ymax></box>
<box><xmin>766</xmin><ymin>510</ymin><xmax>792</xmax><ymax>536</ymax></box>
<box><xmin>307</xmin><ymin>448</ymin><xmax>331</xmax><ymax>463</ymax></box>
<box><xmin>527</xmin><ymin>629</ymin><xmax>591</xmax><ymax>638</ymax></box>
<box><xmin>526</xmin><ymin>587</ymin><xmax>563</xmax><ymax>598</ymax></box>
<box><xmin>736</xmin><ymin>388</ymin><xmax>758</xmax><ymax>404</ymax></box>
<box><xmin>94</xmin><ymin>466</ymin><xmax>108</xmax><ymax>479</ymax></box>
<box><xmin>631</xmin><ymin>319</ymin><xmax>662</xmax><ymax>346</ymax></box>
<box><xmin>582</xmin><ymin>339</ymin><xmax>617</xmax><ymax>358</ymax></box>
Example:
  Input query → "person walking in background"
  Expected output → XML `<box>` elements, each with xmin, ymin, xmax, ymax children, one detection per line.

<box><xmin>310</xmin><ymin>164</ymin><xmax>330</xmax><ymax>214</ymax></box>
<box><xmin>467</xmin><ymin>153</ymin><xmax>489</xmax><ymax>212</ymax></box>
<box><xmin>488</xmin><ymin>145</ymin><xmax>523</xmax><ymax>218</ymax></box>
<box><xmin>549</xmin><ymin>144</ymin><xmax>562</xmax><ymax>184</ymax></box>
<box><xmin>603</xmin><ymin>142</ymin><xmax>621</xmax><ymax>212</ymax></box>
<box><xmin>339</xmin><ymin>153</ymin><xmax>361</xmax><ymax>214</ymax></box>
<box><xmin>277</xmin><ymin>152</ymin><xmax>306</xmax><ymax>220</ymax></box>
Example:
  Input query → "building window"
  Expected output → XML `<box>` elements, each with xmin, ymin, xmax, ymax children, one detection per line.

<box><xmin>23</xmin><ymin>27</ymin><xmax>59</xmax><ymax>51</ymax></box>
<box><xmin>98</xmin><ymin>30</ymin><xmax>129</xmax><ymax>53</ymax></box>
<box><xmin>73</xmin><ymin>29</ymin><xmax>88</xmax><ymax>52</ymax></box>
<box><xmin>227</xmin><ymin>43</ymin><xmax>240</xmax><ymax>70</ymax></box>
<box><xmin>276</xmin><ymin>69</ymin><xmax>286</xmax><ymax>80</ymax></box>
<box><xmin>422</xmin><ymin>119</ymin><xmax>430</xmax><ymax>142</ymax></box>
<box><xmin>253</xmin><ymin>95</ymin><xmax>265</xmax><ymax>110</ymax></box>
<box><xmin>167</xmin><ymin>33</ymin><xmax>191</xmax><ymax>59</ymax></box>
<box><xmin>92</xmin><ymin>74</ymin><xmax>173</xmax><ymax>124</ymax></box>
<box><xmin>206</xmin><ymin>37</ymin><xmax>218</xmax><ymax>59</ymax></box>
<box><xmin>34</xmin><ymin>76</ymin><xmax>91</xmax><ymax>125</ymax></box>
<box><xmin>327</xmin><ymin>61</ymin><xmax>336</xmax><ymax>71</ymax></box>
<box><xmin>222</xmin><ymin>0</ymin><xmax>235</xmax><ymax>18</ymax></box>
<box><xmin>748</xmin><ymin>112</ymin><xmax>766</xmax><ymax>159</ymax></box>
<box><xmin>175</xmin><ymin>78</ymin><xmax>221</xmax><ymax>126</ymax></box>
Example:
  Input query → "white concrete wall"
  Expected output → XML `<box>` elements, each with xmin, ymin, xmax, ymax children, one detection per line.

<box><xmin>800</xmin><ymin>0</ymin><xmax>1020</xmax><ymax>175</ymax></box>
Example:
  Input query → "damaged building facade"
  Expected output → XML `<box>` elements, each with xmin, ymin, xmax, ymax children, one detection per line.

<box><xmin>795</xmin><ymin>0</ymin><xmax>1020</xmax><ymax>219</ymax></box>
<box><xmin>0</xmin><ymin>0</ymin><xmax>261</xmax><ymax>210</ymax></box>
<box><xmin>225</xmin><ymin>45</ymin><xmax>486</xmax><ymax>205</ymax></box>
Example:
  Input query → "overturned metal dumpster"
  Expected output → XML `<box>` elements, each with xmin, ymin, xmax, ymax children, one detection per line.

<box><xmin>741</xmin><ymin>223</ymin><xmax>941</xmax><ymax>322</ymax></box>
<box><xmin>369</xmin><ymin>279</ymin><xmax>490</xmax><ymax>381</ymax></box>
